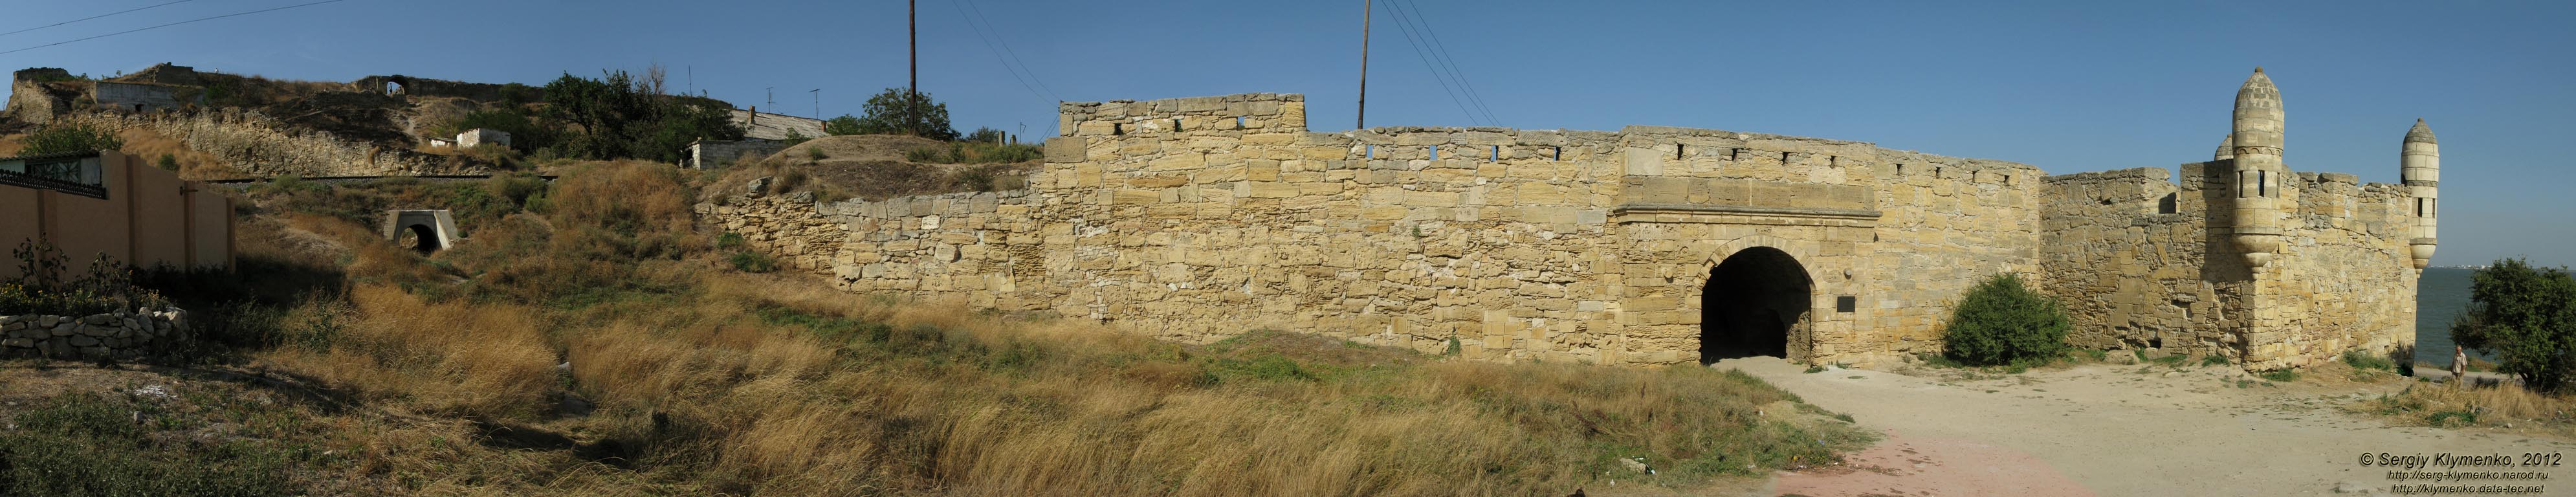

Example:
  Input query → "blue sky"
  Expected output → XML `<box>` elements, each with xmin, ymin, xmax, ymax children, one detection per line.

<box><xmin>5</xmin><ymin>1</ymin><xmax>2571</xmax><ymax>267</ymax></box>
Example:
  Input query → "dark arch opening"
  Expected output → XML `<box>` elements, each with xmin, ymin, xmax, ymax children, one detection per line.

<box><xmin>384</xmin><ymin>80</ymin><xmax>404</xmax><ymax>96</ymax></box>
<box><xmin>1699</xmin><ymin>247</ymin><xmax>1814</xmax><ymax>364</ymax></box>
<box><xmin>404</xmin><ymin>223</ymin><xmax>440</xmax><ymax>253</ymax></box>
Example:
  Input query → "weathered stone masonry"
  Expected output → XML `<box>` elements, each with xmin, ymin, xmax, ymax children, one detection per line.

<box><xmin>705</xmin><ymin>70</ymin><xmax>2435</xmax><ymax>371</ymax></box>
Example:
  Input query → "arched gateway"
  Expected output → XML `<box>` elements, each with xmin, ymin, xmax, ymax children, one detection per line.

<box><xmin>1700</xmin><ymin>247</ymin><xmax>1814</xmax><ymax>364</ymax></box>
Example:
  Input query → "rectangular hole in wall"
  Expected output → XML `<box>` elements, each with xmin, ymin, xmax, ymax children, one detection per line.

<box><xmin>1430</xmin><ymin>144</ymin><xmax>1438</xmax><ymax>160</ymax></box>
<box><xmin>1836</xmin><ymin>296</ymin><xmax>1857</xmax><ymax>313</ymax></box>
<box><xmin>1781</xmin><ymin>151</ymin><xmax>1792</xmax><ymax>162</ymax></box>
<box><xmin>1552</xmin><ymin>146</ymin><xmax>1562</xmax><ymax>161</ymax></box>
<box><xmin>1365</xmin><ymin>144</ymin><xmax>1374</xmax><ymax>159</ymax></box>
<box><xmin>1677</xmin><ymin>144</ymin><xmax>1686</xmax><ymax>159</ymax></box>
<box><xmin>1896</xmin><ymin>164</ymin><xmax>1904</xmax><ymax>175</ymax></box>
<box><xmin>1112</xmin><ymin>122</ymin><xmax>1123</xmax><ymax>135</ymax></box>
<box><xmin>1172</xmin><ymin>118</ymin><xmax>1183</xmax><ymax>132</ymax></box>
<box><xmin>2002</xmin><ymin>174</ymin><xmax>2012</xmax><ymax>186</ymax></box>
<box><xmin>1490</xmin><ymin>145</ymin><xmax>1499</xmax><ymax>162</ymax></box>
<box><xmin>1728</xmin><ymin>148</ymin><xmax>1741</xmax><ymax>160</ymax></box>
<box><xmin>2159</xmin><ymin>193</ymin><xmax>2179</xmax><ymax>214</ymax></box>
<box><xmin>1829</xmin><ymin>155</ymin><xmax>1838</xmax><ymax>167</ymax></box>
<box><xmin>2258</xmin><ymin>170</ymin><xmax>2269</xmax><ymax>197</ymax></box>
<box><xmin>1235</xmin><ymin>116</ymin><xmax>1245</xmax><ymax>129</ymax></box>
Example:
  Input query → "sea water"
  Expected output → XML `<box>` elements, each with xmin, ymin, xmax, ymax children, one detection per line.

<box><xmin>2413</xmin><ymin>267</ymin><xmax>2478</xmax><ymax>366</ymax></box>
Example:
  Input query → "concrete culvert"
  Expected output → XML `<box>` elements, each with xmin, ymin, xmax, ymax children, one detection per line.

<box><xmin>382</xmin><ymin>210</ymin><xmax>461</xmax><ymax>254</ymax></box>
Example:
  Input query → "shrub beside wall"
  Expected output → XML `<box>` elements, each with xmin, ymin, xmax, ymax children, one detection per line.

<box><xmin>1941</xmin><ymin>273</ymin><xmax>2071</xmax><ymax>366</ymax></box>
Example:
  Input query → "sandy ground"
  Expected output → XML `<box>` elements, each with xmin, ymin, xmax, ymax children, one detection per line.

<box><xmin>1713</xmin><ymin>357</ymin><xmax>2576</xmax><ymax>497</ymax></box>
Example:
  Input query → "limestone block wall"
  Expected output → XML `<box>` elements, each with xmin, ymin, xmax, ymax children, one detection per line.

<box><xmin>93</xmin><ymin>82</ymin><xmax>186</xmax><ymax>113</ymax></box>
<box><xmin>704</xmin><ymin>91</ymin><xmax>2410</xmax><ymax>371</ymax></box>
<box><xmin>707</xmin><ymin>93</ymin><xmax>2049</xmax><ymax>368</ymax></box>
<box><xmin>2258</xmin><ymin>170</ymin><xmax>2418</xmax><ymax>369</ymax></box>
<box><xmin>2041</xmin><ymin>160</ymin><xmax>2419</xmax><ymax>370</ymax></box>
<box><xmin>2041</xmin><ymin>168</ymin><xmax>2225</xmax><ymax>354</ymax></box>
<box><xmin>0</xmin><ymin>308</ymin><xmax>190</xmax><ymax>361</ymax></box>
<box><xmin>698</xmin><ymin>192</ymin><xmax>847</xmax><ymax>274</ymax></box>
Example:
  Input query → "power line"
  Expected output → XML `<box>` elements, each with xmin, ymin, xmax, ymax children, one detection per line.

<box><xmin>1379</xmin><ymin>0</ymin><xmax>1481</xmax><ymax>126</ymax></box>
<box><xmin>1</xmin><ymin>0</ymin><xmax>199</xmax><ymax>38</ymax></box>
<box><xmin>962</xmin><ymin>0</ymin><xmax>1059</xmax><ymax>102</ymax></box>
<box><xmin>948</xmin><ymin>0</ymin><xmax>1055</xmax><ymax>105</ymax></box>
<box><xmin>0</xmin><ymin>0</ymin><xmax>347</xmax><ymax>56</ymax></box>
<box><xmin>1393</xmin><ymin>0</ymin><xmax>1500</xmax><ymax>126</ymax></box>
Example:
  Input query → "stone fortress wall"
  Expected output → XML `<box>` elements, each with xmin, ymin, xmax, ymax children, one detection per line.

<box><xmin>703</xmin><ymin>71</ymin><xmax>2431</xmax><ymax>371</ymax></box>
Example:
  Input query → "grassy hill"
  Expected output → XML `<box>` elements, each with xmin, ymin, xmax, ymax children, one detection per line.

<box><xmin>0</xmin><ymin>162</ymin><xmax>1869</xmax><ymax>496</ymax></box>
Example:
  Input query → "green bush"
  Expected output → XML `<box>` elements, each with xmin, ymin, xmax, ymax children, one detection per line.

<box><xmin>19</xmin><ymin>121</ymin><xmax>125</xmax><ymax>155</ymax></box>
<box><xmin>729</xmin><ymin>251</ymin><xmax>778</xmax><ymax>273</ymax></box>
<box><xmin>156</xmin><ymin>153</ymin><xmax>180</xmax><ymax>171</ymax></box>
<box><xmin>2448</xmin><ymin>258</ymin><xmax>2576</xmax><ymax>393</ymax></box>
<box><xmin>3</xmin><ymin>241</ymin><xmax>164</xmax><ymax>316</ymax></box>
<box><xmin>1940</xmin><ymin>273</ymin><xmax>2070</xmax><ymax>366</ymax></box>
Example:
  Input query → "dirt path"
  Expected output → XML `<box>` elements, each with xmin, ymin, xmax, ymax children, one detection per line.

<box><xmin>1717</xmin><ymin>358</ymin><xmax>2576</xmax><ymax>496</ymax></box>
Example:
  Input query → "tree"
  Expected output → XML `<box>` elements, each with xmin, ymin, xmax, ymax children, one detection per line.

<box><xmin>2449</xmin><ymin>258</ymin><xmax>2576</xmax><ymax>392</ymax></box>
<box><xmin>1942</xmin><ymin>273</ymin><xmax>2071</xmax><ymax>366</ymax></box>
<box><xmin>540</xmin><ymin>70</ymin><xmax>742</xmax><ymax>162</ymax></box>
<box><xmin>19</xmin><ymin>121</ymin><xmax>124</xmax><ymax>155</ymax></box>
<box><xmin>824</xmin><ymin>115</ymin><xmax>864</xmax><ymax>136</ymax></box>
<box><xmin>848</xmin><ymin>87</ymin><xmax>958</xmax><ymax>140</ymax></box>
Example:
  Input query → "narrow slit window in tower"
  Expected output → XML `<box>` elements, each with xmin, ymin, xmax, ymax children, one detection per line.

<box><xmin>2258</xmin><ymin>170</ymin><xmax>2269</xmax><ymax>197</ymax></box>
<box><xmin>1677</xmin><ymin>144</ymin><xmax>1686</xmax><ymax>159</ymax></box>
<box><xmin>1235</xmin><ymin>116</ymin><xmax>1245</xmax><ymax>128</ymax></box>
<box><xmin>1728</xmin><ymin>148</ymin><xmax>1741</xmax><ymax>160</ymax></box>
<box><xmin>1781</xmin><ymin>151</ymin><xmax>1792</xmax><ymax>163</ymax></box>
<box><xmin>1430</xmin><ymin>144</ymin><xmax>1439</xmax><ymax>160</ymax></box>
<box><xmin>1552</xmin><ymin>146</ymin><xmax>1562</xmax><ymax>161</ymax></box>
<box><xmin>1490</xmin><ymin>145</ymin><xmax>1499</xmax><ymax>162</ymax></box>
<box><xmin>1895</xmin><ymin>164</ymin><xmax>1904</xmax><ymax>175</ymax></box>
<box><xmin>1365</xmin><ymin>144</ymin><xmax>1374</xmax><ymax>159</ymax></box>
<box><xmin>1172</xmin><ymin>118</ymin><xmax>1183</xmax><ymax>132</ymax></box>
<box><xmin>1112</xmin><ymin>122</ymin><xmax>1123</xmax><ymax>135</ymax></box>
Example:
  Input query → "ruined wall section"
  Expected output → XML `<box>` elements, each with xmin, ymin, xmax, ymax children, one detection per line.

<box><xmin>2040</xmin><ymin>168</ymin><xmax>2225</xmax><ymax>355</ymax></box>
<box><xmin>2258</xmin><ymin>171</ymin><xmax>2419</xmax><ymax>368</ymax></box>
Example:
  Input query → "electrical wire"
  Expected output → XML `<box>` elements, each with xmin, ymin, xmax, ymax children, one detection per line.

<box><xmin>1393</xmin><ymin>0</ymin><xmax>1500</xmax><ymax>126</ymax></box>
<box><xmin>949</xmin><ymin>0</ymin><xmax>1057</xmax><ymax>105</ymax></box>
<box><xmin>1380</xmin><ymin>0</ymin><xmax>1482</xmax><ymax>126</ymax></box>
<box><xmin>1</xmin><ymin>0</ymin><xmax>199</xmax><ymax>38</ymax></box>
<box><xmin>0</xmin><ymin>0</ymin><xmax>347</xmax><ymax>56</ymax></box>
<box><xmin>962</xmin><ymin>0</ymin><xmax>1059</xmax><ymax>102</ymax></box>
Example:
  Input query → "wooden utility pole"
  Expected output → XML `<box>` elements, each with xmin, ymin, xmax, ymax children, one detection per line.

<box><xmin>909</xmin><ymin>0</ymin><xmax>919</xmax><ymax>136</ymax></box>
<box><xmin>922</xmin><ymin>0</ymin><xmax>932</xmax><ymax>135</ymax></box>
<box><xmin>1356</xmin><ymin>0</ymin><xmax>1371</xmax><ymax>129</ymax></box>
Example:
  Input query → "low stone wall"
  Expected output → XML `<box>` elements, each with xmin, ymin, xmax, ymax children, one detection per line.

<box><xmin>700</xmin><ymin>191</ymin><xmax>847</xmax><ymax>273</ymax></box>
<box><xmin>0</xmin><ymin>308</ymin><xmax>189</xmax><ymax>360</ymax></box>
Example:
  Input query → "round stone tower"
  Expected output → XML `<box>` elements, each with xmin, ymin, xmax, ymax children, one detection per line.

<box><xmin>2214</xmin><ymin>133</ymin><xmax>2234</xmax><ymax>161</ymax></box>
<box><xmin>2230</xmin><ymin>68</ymin><xmax>2287</xmax><ymax>268</ymax></box>
<box><xmin>2403</xmin><ymin>118</ymin><xmax>2439</xmax><ymax>269</ymax></box>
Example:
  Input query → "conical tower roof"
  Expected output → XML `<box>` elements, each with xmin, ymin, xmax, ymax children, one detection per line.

<box><xmin>2406</xmin><ymin>118</ymin><xmax>2437</xmax><ymax>144</ymax></box>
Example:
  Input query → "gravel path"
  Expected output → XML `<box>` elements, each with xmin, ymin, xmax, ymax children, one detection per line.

<box><xmin>1719</xmin><ymin>357</ymin><xmax>2576</xmax><ymax>496</ymax></box>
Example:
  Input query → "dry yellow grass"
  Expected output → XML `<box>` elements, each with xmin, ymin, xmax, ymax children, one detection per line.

<box><xmin>2369</xmin><ymin>380</ymin><xmax>2576</xmax><ymax>436</ymax></box>
<box><xmin>13</xmin><ymin>161</ymin><xmax>1868</xmax><ymax>496</ymax></box>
